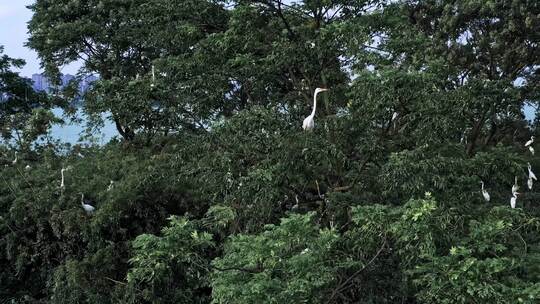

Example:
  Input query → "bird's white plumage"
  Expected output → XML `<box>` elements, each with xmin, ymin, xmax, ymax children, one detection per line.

<box><xmin>510</xmin><ymin>195</ymin><xmax>517</xmax><ymax>209</ymax></box>
<box><xmin>528</xmin><ymin>163</ymin><xmax>537</xmax><ymax>181</ymax></box>
<box><xmin>480</xmin><ymin>181</ymin><xmax>490</xmax><ymax>202</ymax></box>
<box><xmin>525</xmin><ymin>136</ymin><xmax>534</xmax><ymax>147</ymax></box>
<box><xmin>391</xmin><ymin>112</ymin><xmax>399</xmax><ymax>121</ymax></box>
<box><xmin>107</xmin><ymin>180</ymin><xmax>114</xmax><ymax>192</ymax></box>
<box><xmin>80</xmin><ymin>194</ymin><xmax>95</xmax><ymax>214</ymax></box>
<box><xmin>529</xmin><ymin>146</ymin><xmax>535</xmax><ymax>155</ymax></box>
<box><xmin>302</xmin><ymin>88</ymin><xmax>328</xmax><ymax>131</ymax></box>
<box><xmin>60</xmin><ymin>166</ymin><xmax>72</xmax><ymax>189</ymax></box>
<box><xmin>512</xmin><ymin>176</ymin><xmax>519</xmax><ymax>195</ymax></box>
<box><xmin>302</xmin><ymin>115</ymin><xmax>315</xmax><ymax>130</ymax></box>
<box><xmin>82</xmin><ymin>203</ymin><xmax>95</xmax><ymax>213</ymax></box>
<box><xmin>528</xmin><ymin>178</ymin><xmax>533</xmax><ymax>190</ymax></box>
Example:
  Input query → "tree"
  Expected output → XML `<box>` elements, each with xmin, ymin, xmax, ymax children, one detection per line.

<box><xmin>27</xmin><ymin>0</ymin><xmax>229</xmax><ymax>141</ymax></box>
<box><xmin>0</xmin><ymin>45</ymin><xmax>56</xmax><ymax>151</ymax></box>
<box><xmin>2</xmin><ymin>0</ymin><xmax>539</xmax><ymax>303</ymax></box>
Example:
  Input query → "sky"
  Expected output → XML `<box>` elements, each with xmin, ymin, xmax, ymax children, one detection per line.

<box><xmin>0</xmin><ymin>0</ymin><xmax>79</xmax><ymax>77</ymax></box>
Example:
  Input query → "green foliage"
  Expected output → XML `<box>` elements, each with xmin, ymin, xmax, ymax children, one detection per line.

<box><xmin>1</xmin><ymin>0</ymin><xmax>540</xmax><ymax>303</ymax></box>
<box><xmin>410</xmin><ymin>207</ymin><xmax>540</xmax><ymax>304</ymax></box>
<box><xmin>126</xmin><ymin>216</ymin><xmax>214</xmax><ymax>303</ymax></box>
<box><xmin>211</xmin><ymin>212</ymin><xmax>338</xmax><ymax>304</ymax></box>
<box><xmin>0</xmin><ymin>46</ymin><xmax>55</xmax><ymax>150</ymax></box>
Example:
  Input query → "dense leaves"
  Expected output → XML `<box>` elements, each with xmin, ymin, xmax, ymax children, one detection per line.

<box><xmin>1</xmin><ymin>0</ymin><xmax>540</xmax><ymax>303</ymax></box>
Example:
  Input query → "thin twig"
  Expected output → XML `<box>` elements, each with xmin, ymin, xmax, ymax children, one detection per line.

<box><xmin>326</xmin><ymin>238</ymin><xmax>387</xmax><ymax>303</ymax></box>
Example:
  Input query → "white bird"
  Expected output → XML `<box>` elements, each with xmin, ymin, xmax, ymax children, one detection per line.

<box><xmin>480</xmin><ymin>181</ymin><xmax>490</xmax><ymax>202</ymax></box>
<box><xmin>512</xmin><ymin>176</ymin><xmax>519</xmax><ymax>196</ymax></box>
<box><xmin>25</xmin><ymin>165</ymin><xmax>31</xmax><ymax>171</ymax></box>
<box><xmin>151</xmin><ymin>65</ymin><xmax>155</xmax><ymax>88</ymax></box>
<box><xmin>80</xmin><ymin>193</ymin><xmax>95</xmax><ymax>214</ymax></box>
<box><xmin>529</xmin><ymin>146</ymin><xmax>535</xmax><ymax>155</ymax></box>
<box><xmin>107</xmin><ymin>180</ymin><xmax>114</xmax><ymax>192</ymax></box>
<box><xmin>525</xmin><ymin>136</ymin><xmax>534</xmax><ymax>147</ymax></box>
<box><xmin>391</xmin><ymin>112</ymin><xmax>399</xmax><ymax>121</ymax></box>
<box><xmin>528</xmin><ymin>163</ymin><xmax>537</xmax><ymax>181</ymax></box>
<box><xmin>510</xmin><ymin>192</ymin><xmax>520</xmax><ymax>209</ymax></box>
<box><xmin>60</xmin><ymin>166</ymin><xmax>72</xmax><ymax>189</ymax></box>
<box><xmin>302</xmin><ymin>88</ymin><xmax>329</xmax><ymax>131</ymax></box>
<box><xmin>528</xmin><ymin>177</ymin><xmax>533</xmax><ymax>190</ymax></box>
<box><xmin>460</xmin><ymin>128</ymin><xmax>469</xmax><ymax>144</ymax></box>
<box><xmin>12</xmin><ymin>152</ymin><xmax>18</xmax><ymax>165</ymax></box>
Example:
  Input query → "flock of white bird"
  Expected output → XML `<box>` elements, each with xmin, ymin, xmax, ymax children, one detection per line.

<box><xmin>475</xmin><ymin>136</ymin><xmax>535</xmax><ymax>208</ymax></box>
<box><xmin>483</xmin><ymin>136</ymin><xmax>538</xmax><ymax>209</ymax></box>
<box><xmin>304</xmin><ymin>87</ymin><xmax>536</xmax><ymax>209</ymax></box>
<box><xmin>3</xmin><ymin>88</ymin><xmax>536</xmax><ymax>213</ymax></box>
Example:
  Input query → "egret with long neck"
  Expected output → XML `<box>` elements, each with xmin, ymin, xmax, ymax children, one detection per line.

<box><xmin>60</xmin><ymin>166</ymin><xmax>72</xmax><ymax>189</ymax></box>
<box><xmin>510</xmin><ymin>192</ymin><xmax>520</xmax><ymax>209</ymax></box>
<box><xmin>512</xmin><ymin>176</ymin><xmax>519</xmax><ymax>195</ymax></box>
<box><xmin>80</xmin><ymin>193</ymin><xmax>95</xmax><ymax>214</ymax></box>
<box><xmin>302</xmin><ymin>88</ymin><xmax>329</xmax><ymax>131</ymax></box>
<box><xmin>480</xmin><ymin>181</ymin><xmax>490</xmax><ymax>202</ymax></box>
<box><xmin>528</xmin><ymin>163</ymin><xmax>537</xmax><ymax>181</ymax></box>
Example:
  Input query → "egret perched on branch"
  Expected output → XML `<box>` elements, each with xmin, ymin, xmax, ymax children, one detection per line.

<box><xmin>528</xmin><ymin>163</ymin><xmax>537</xmax><ymax>181</ymax></box>
<box><xmin>302</xmin><ymin>88</ymin><xmax>329</xmax><ymax>131</ymax></box>
<box><xmin>107</xmin><ymin>180</ymin><xmax>114</xmax><ymax>192</ymax></box>
<box><xmin>12</xmin><ymin>152</ymin><xmax>18</xmax><ymax>165</ymax></box>
<box><xmin>512</xmin><ymin>176</ymin><xmax>519</xmax><ymax>196</ymax></box>
<box><xmin>151</xmin><ymin>65</ymin><xmax>155</xmax><ymax>88</ymax></box>
<box><xmin>60</xmin><ymin>166</ymin><xmax>72</xmax><ymax>189</ymax></box>
<box><xmin>525</xmin><ymin>136</ymin><xmax>534</xmax><ymax>147</ymax></box>
<box><xmin>510</xmin><ymin>192</ymin><xmax>520</xmax><ymax>209</ymax></box>
<box><xmin>529</xmin><ymin>146</ymin><xmax>535</xmax><ymax>155</ymax></box>
<box><xmin>480</xmin><ymin>181</ymin><xmax>490</xmax><ymax>202</ymax></box>
<box><xmin>528</xmin><ymin>177</ymin><xmax>533</xmax><ymax>190</ymax></box>
<box><xmin>80</xmin><ymin>193</ymin><xmax>95</xmax><ymax>214</ymax></box>
<box><xmin>25</xmin><ymin>165</ymin><xmax>31</xmax><ymax>171</ymax></box>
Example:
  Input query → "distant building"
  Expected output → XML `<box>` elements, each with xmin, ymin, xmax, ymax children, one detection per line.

<box><xmin>31</xmin><ymin>73</ymin><xmax>98</xmax><ymax>94</ymax></box>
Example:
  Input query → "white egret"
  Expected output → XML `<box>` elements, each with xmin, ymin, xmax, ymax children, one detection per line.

<box><xmin>525</xmin><ymin>136</ymin><xmax>534</xmax><ymax>147</ymax></box>
<box><xmin>60</xmin><ymin>166</ymin><xmax>72</xmax><ymax>189</ymax></box>
<box><xmin>510</xmin><ymin>192</ymin><xmax>520</xmax><ymax>209</ymax></box>
<box><xmin>25</xmin><ymin>165</ymin><xmax>31</xmax><ymax>171</ymax></box>
<box><xmin>12</xmin><ymin>152</ymin><xmax>18</xmax><ymax>165</ymax></box>
<box><xmin>480</xmin><ymin>181</ymin><xmax>490</xmax><ymax>202</ymax></box>
<box><xmin>528</xmin><ymin>177</ymin><xmax>533</xmax><ymax>190</ymax></box>
<box><xmin>107</xmin><ymin>180</ymin><xmax>114</xmax><ymax>192</ymax></box>
<box><xmin>302</xmin><ymin>88</ymin><xmax>329</xmax><ymax>131</ymax></box>
<box><xmin>529</xmin><ymin>146</ymin><xmax>535</xmax><ymax>155</ymax></box>
<box><xmin>528</xmin><ymin>163</ymin><xmax>537</xmax><ymax>181</ymax></box>
<box><xmin>512</xmin><ymin>176</ymin><xmax>519</xmax><ymax>195</ymax></box>
<box><xmin>80</xmin><ymin>193</ymin><xmax>95</xmax><ymax>214</ymax></box>
<box><xmin>391</xmin><ymin>112</ymin><xmax>399</xmax><ymax>121</ymax></box>
<box><xmin>151</xmin><ymin>65</ymin><xmax>155</xmax><ymax>88</ymax></box>
<box><xmin>460</xmin><ymin>128</ymin><xmax>470</xmax><ymax>144</ymax></box>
